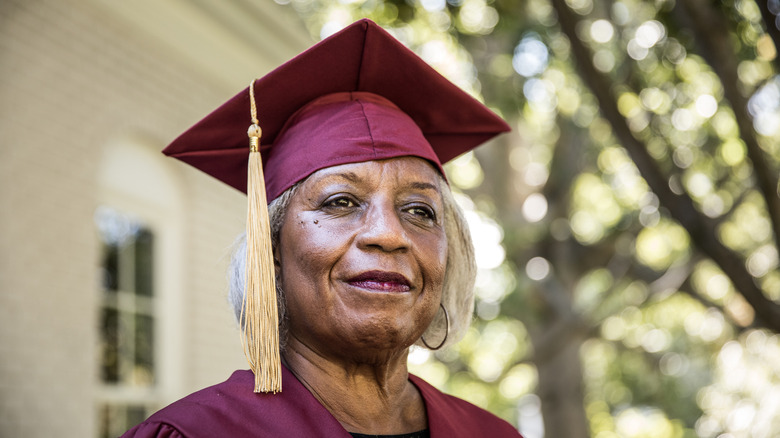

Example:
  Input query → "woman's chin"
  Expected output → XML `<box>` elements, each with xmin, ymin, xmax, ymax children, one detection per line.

<box><xmin>332</xmin><ymin>342</ymin><xmax>414</xmax><ymax>367</ymax></box>
<box><xmin>300</xmin><ymin>322</ymin><xmax>421</xmax><ymax>364</ymax></box>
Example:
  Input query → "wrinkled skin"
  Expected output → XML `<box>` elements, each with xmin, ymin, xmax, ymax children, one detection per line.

<box><xmin>277</xmin><ymin>157</ymin><xmax>448</xmax><ymax>434</ymax></box>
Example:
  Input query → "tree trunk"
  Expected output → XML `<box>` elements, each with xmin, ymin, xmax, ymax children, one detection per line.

<box><xmin>533</xmin><ymin>334</ymin><xmax>590</xmax><ymax>438</ymax></box>
<box><xmin>475</xmin><ymin>126</ymin><xmax>593</xmax><ymax>437</ymax></box>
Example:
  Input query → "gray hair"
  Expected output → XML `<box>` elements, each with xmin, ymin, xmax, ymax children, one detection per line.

<box><xmin>228</xmin><ymin>175</ymin><xmax>476</xmax><ymax>350</ymax></box>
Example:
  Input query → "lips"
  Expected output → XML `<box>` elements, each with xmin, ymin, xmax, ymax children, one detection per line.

<box><xmin>347</xmin><ymin>270</ymin><xmax>411</xmax><ymax>292</ymax></box>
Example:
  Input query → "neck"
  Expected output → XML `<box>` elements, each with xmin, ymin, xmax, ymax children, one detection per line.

<box><xmin>282</xmin><ymin>335</ymin><xmax>427</xmax><ymax>435</ymax></box>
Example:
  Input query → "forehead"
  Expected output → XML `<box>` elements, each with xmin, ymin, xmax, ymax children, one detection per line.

<box><xmin>302</xmin><ymin>157</ymin><xmax>444</xmax><ymax>192</ymax></box>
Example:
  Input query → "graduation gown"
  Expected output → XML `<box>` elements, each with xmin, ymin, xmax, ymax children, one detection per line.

<box><xmin>123</xmin><ymin>365</ymin><xmax>522</xmax><ymax>437</ymax></box>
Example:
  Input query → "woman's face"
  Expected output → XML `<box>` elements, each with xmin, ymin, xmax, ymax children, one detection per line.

<box><xmin>277</xmin><ymin>157</ymin><xmax>447</xmax><ymax>362</ymax></box>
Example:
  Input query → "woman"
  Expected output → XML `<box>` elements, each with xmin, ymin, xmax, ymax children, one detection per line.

<box><xmin>124</xmin><ymin>19</ymin><xmax>521</xmax><ymax>437</ymax></box>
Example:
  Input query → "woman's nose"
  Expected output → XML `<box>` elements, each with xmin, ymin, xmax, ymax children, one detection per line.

<box><xmin>356</xmin><ymin>202</ymin><xmax>410</xmax><ymax>252</ymax></box>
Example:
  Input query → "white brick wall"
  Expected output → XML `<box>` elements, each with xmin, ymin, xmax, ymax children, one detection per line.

<box><xmin>0</xmin><ymin>1</ymin><xmax>310</xmax><ymax>436</ymax></box>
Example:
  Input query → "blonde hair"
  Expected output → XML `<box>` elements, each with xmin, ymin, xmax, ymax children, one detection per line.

<box><xmin>228</xmin><ymin>174</ymin><xmax>476</xmax><ymax>350</ymax></box>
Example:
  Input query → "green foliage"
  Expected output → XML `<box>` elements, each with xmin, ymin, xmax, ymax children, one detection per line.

<box><xmin>279</xmin><ymin>0</ymin><xmax>779</xmax><ymax>435</ymax></box>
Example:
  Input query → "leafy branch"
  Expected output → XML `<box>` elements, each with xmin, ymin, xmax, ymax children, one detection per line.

<box><xmin>548</xmin><ymin>0</ymin><xmax>780</xmax><ymax>332</ymax></box>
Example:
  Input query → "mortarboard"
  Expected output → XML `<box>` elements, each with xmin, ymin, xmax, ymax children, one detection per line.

<box><xmin>163</xmin><ymin>19</ymin><xmax>510</xmax><ymax>393</ymax></box>
<box><xmin>164</xmin><ymin>18</ymin><xmax>509</xmax><ymax>199</ymax></box>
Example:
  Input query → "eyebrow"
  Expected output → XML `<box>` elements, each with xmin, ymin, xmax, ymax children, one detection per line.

<box><xmin>408</xmin><ymin>181</ymin><xmax>439</xmax><ymax>193</ymax></box>
<box><xmin>331</xmin><ymin>172</ymin><xmax>360</xmax><ymax>183</ymax></box>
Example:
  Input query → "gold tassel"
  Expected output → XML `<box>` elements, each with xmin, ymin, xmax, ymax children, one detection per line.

<box><xmin>241</xmin><ymin>80</ymin><xmax>282</xmax><ymax>393</ymax></box>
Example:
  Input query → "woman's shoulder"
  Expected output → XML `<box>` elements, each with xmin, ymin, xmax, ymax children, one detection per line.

<box><xmin>121</xmin><ymin>370</ymin><xmax>257</xmax><ymax>437</ymax></box>
<box><xmin>122</xmin><ymin>368</ymin><xmax>350</xmax><ymax>438</ymax></box>
<box><xmin>409</xmin><ymin>374</ymin><xmax>523</xmax><ymax>438</ymax></box>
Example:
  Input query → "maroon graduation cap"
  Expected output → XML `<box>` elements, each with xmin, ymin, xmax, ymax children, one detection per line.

<box><xmin>163</xmin><ymin>18</ymin><xmax>510</xmax><ymax>200</ymax></box>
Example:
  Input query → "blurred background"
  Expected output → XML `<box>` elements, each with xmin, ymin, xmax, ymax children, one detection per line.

<box><xmin>1</xmin><ymin>0</ymin><xmax>779</xmax><ymax>437</ymax></box>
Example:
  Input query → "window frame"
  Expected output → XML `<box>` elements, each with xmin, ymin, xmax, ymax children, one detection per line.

<box><xmin>94</xmin><ymin>138</ymin><xmax>185</xmax><ymax>437</ymax></box>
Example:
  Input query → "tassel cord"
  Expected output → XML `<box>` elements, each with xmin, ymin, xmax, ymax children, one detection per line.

<box><xmin>240</xmin><ymin>79</ymin><xmax>282</xmax><ymax>393</ymax></box>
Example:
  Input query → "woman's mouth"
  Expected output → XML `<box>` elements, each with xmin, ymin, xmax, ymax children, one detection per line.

<box><xmin>347</xmin><ymin>271</ymin><xmax>411</xmax><ymax>292</ymax></box>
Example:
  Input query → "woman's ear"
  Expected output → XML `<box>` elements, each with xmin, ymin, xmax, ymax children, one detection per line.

<box><xmin>273</xmin><ymin>246</ymin><xmax>282</xmax><ymax>280</ymax></box>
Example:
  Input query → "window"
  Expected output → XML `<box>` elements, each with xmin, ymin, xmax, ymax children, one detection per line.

<box><xmin>95</xmin><ymin>206</ymin><xmax>157</xmax><ymax>437</ymax></box>
<box><xmin>94</xmin><ymin>137</ymin><xmax>186</xmax><ymax>437</ymax></box>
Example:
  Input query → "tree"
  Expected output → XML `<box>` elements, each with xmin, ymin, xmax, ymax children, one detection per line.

<box><xmin>281</xmin><ymin>0</ymin><xmax>780</xmax><ymax>436</ymax></box>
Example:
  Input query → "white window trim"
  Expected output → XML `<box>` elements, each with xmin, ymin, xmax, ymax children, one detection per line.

<box><xmin>96</xmin><ymin>136</ymin><xmax>185</xmax><ymax>422</ymax></box>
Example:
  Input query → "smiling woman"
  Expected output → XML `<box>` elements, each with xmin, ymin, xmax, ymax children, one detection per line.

<box><xmin>122</xmin><ymin>19</ymin><xmax>520</xmax><ymax>438</ymax></box>
<box><xmin>279</xmin><ymin>159</ymin><xmax>447</xmax><ymax>358</ymax></box>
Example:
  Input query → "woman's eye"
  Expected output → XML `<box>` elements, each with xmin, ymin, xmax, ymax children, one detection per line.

<box><xmin>407</xmin><ymin>205</ymin><xmax>436</xmax><ymax>221</ymax></box>
<box><xmin>324</xmin><ymin>196</ymin><xmax>356</xmax><ymax>208</ymax></box>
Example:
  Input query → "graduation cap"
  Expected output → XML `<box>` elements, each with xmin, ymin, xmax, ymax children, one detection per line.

<box><xmin>164</xmin><ymin>18</ymin><xmax>510</xmax><ymax>393</ymax></box>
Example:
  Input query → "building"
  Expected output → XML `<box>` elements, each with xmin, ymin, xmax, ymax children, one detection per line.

<box><xmin>0</xmin><ymin>1</ymin><xmax>312</xmax><ymax>436</ymax></box>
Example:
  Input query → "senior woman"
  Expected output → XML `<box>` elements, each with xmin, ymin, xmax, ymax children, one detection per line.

<box><xmin>124</xmin><ymin>19</ymin><xmax>521</xmax><ymax>438</ymax></box>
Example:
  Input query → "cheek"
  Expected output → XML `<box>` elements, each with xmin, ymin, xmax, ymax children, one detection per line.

<box><xmin>277</xmin><ymin>215</ymin><xmax>351</xmax><ymax>299</ymax></box>
<box><xmin>278</xmin><ymin>220</ymin><xmax>330</xmax><ymax>329</ymax></box>
<box><xmin>421</xmin><ymin>233</ymin><xmax>448</xmax><ymax>289</ymax></box>
<box><xmin>280</xmin><ymin>222</ymin><xmax>322</xmax><ymax>284</ymax></box>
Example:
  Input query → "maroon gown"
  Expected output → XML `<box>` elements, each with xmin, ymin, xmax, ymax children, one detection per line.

<box><xmin>123</xmin><ymin>365</ymin><xmax>522</xmax><ymax>437</ymax></box>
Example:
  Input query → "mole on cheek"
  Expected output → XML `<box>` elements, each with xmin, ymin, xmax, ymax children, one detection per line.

<box><xmin>313</xmin><ymin>220</ymin><xmax>319</xmax><ymax>225</ymax></box>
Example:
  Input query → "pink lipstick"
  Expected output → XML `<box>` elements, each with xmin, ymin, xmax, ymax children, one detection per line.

<box><xmin>347</xmin><ymin>271</ymin><xmax>411</xmax><ymax>292</ymax></box>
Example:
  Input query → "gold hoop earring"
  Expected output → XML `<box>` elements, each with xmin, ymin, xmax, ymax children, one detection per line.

<box><xmin>421</xmin><ymin>303</ymin><xmax>449</xmax><ymax>350</ymax></box>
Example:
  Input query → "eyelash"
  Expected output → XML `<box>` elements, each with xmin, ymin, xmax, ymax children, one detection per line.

<box><xmin>406</xmin><ymin>205</ymin><xmax>436</xmax><ymax>221</ymax></box>
<box><xmin>323</xmin><ymin>196</ymin><xmax>356</xmax><ymax>209</ymax></box>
